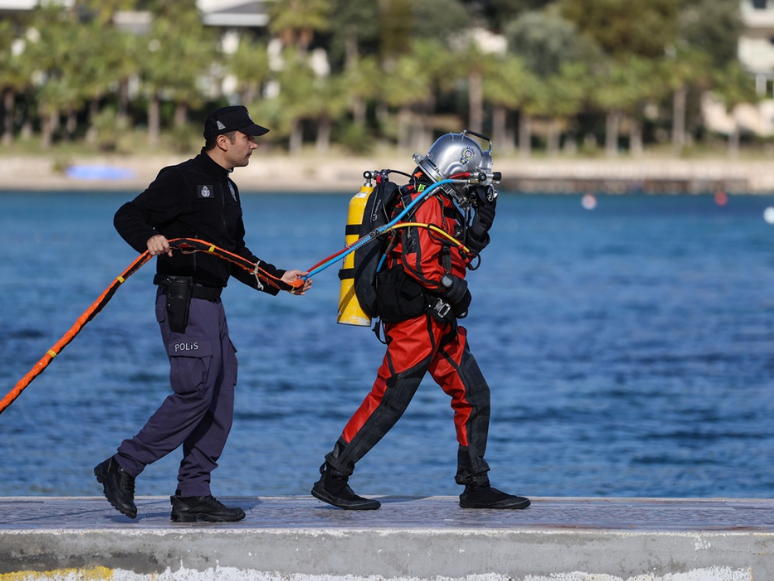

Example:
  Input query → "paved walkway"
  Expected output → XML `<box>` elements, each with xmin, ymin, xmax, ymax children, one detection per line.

<box><xmin>1</xmin><ymin>497</ymin><xmax>773</xmax><ymax>580</ymax></box>
<box><xmin>1</xmin><ymin>495</ymin><xmax>773</xmax><ymax>531</ymax></box>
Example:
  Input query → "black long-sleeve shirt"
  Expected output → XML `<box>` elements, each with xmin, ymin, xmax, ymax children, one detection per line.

<box><xmin>114</xmin><ymin>150</ymin><xmax>283</xmax><ymax>294</ymax></box>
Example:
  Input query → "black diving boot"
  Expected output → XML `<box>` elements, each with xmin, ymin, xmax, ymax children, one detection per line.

<box><xmin>459</xmin><ymin>482</ymin><xmax>531</xmax><ymax>509</ymax></box>
<box><xmin>170</xmin><ymin>495</ymin><xmax>246</xmax><ymax>522</ymax></box>
<box><xmin>311</xmin><ymin>463</ymin><xmax>381</xmax><ymax>510</ymax></box>
<box><xmin>94</xmin><ymin>457</ymin><xmax>138</xmax><ymax>518</ymax></box>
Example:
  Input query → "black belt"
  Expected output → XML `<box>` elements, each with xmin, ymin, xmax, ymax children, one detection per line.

<box><xmin>153</xmin><ymin>274</ymin><xmax>222</xmax><ymax>301</ymax></box>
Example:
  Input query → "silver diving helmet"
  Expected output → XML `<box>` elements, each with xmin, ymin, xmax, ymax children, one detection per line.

<box><xmin>412</xmin><ymin>130</ymin><xmax>495</xmax><ymax>204</ymax></box>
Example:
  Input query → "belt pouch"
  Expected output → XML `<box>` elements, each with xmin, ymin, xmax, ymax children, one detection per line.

<box><xmin>166</xmin><ymin>276</ymin><xmax>193</xmax><ymax>333</ymax></box>
<box><xmin>375</xmin><ymin>267</ymin><xmax>427</xmax><ymax>323</ymax></box>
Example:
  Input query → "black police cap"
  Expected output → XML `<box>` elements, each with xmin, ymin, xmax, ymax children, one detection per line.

<box><xmin>203</xmin><ymin>106</ymin><xmax>269</xmax><ymax>140</ymax></box>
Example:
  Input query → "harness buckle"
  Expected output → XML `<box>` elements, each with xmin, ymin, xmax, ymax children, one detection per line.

<box><xmin>432</xmin><ymin>298</ymin><xmax>451</xmax><ymax>319</ymax></box>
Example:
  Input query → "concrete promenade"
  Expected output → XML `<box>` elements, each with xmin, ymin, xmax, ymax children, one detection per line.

<box><xmin>2</xmin><ymin>154</ymin><xmax>774</xmax><ymax>194</ymax></box>
<box><xmin>0</xmin><ymin>496</ymin><xmax>772</xmax><ymax>580</ymax></box>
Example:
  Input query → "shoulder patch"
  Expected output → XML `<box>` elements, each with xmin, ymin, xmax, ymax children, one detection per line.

<box><xmin>197</xmin><ymin>185</ymin><xmax>215</xmax><ymax>199</ymax></box>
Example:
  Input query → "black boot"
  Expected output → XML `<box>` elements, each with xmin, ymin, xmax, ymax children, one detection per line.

<box><xmin>170</xmin><ymin>495</ymin><xmax>246</xmax><ymax>522</ymax></box>
<box><xmin>311</xmin><ymin>463</ymin><xmax>381</xmax><ymax>510</ymax></box>
<box><xmin>94</xmin><ymin>457</ymin><xmax>137</xmax><ymax>518</ymax></box>
<box><xmin>459</xmin><ymin>482</ymin><xmax>531</xmax><ymax>509</ymax></box>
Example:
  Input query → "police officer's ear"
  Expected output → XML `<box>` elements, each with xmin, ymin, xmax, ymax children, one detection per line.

<box><xmin>216</xmin><ymin>133</ymin><xmax>230</xmax><ymax>151</ymax></box>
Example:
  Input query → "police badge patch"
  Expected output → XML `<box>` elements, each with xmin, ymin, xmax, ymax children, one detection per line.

<box><xmin>197</xmin><ymin>185</ymin><xmax>214</xmax><ymax>198</ymax></box>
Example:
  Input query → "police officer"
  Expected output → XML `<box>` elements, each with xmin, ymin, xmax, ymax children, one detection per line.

<box><xmin>95</xmin><ymin>106</ymin><xmax>312</xmax><ymax>522</ymax></box>
<box><xmin>312</xmin><ymin>132</ymin><xmax>529</xmax><ymax>511</ymax></box>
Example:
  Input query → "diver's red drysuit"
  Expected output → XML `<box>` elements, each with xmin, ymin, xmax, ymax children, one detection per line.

<box><xmin>325</xmin><ymin>178</ymin><xmax>494</xmax><ymax>487</ymax></box>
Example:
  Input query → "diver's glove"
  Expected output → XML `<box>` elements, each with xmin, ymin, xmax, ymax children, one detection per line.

<box><xmin>468</xmin><ymin>194</ymin><xmax>496</xmax><ymax>253</ymax></box>
<box><xmin>471</xmin><ymin>193</ymin><xmax>496</xmax><ymax>239</ymax></box>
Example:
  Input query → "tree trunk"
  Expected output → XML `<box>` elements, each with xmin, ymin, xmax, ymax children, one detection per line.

<box><xmin>148</xmin><ymin>92</ymin><xmax>161</xmax><ymax>148</ymax></box>
<box><xmin>86</xmin><ymin>98</ymin><xmax>99</xmax><ymax>144</ymax></box>
<box><xmin>345</xmin><ymin>34</ymin><xmax>358</xmax><ymax>71</ymax></box>
<box><xmin>420</xmin><ymin>95</ymin><xmax>436</xmax><ymax>151</ymax></box>
<box><xmin>397</xmin><ymin>107</ymin><xmax>411</xmax><ymax>152</ymax></box>
<box><xmin>518</xmin><ymin>110</ymin><xmax>531</xmax><ymax>158</ymax></box>
<box><xmin>547</xmin><ymin>118</ymin><xmax>560</xmax><ymax>156</ymax></box>
<box><xmin>492</xmin><ymin>106</ymin><xmax>507</xmax><ymax>153</ymax></box>
<box><xmin>605</xmin><ymin>109</ymin><xmax>621</xmax><ymax>157</ymax></box>
<box><xmin>352</xmin><ymin>98</ymin><xmax>366</xmax><ymax>126</ymax></box>
<box><xmin>672</xmin><ymin>85</ymin><xmax>687</xmax><ymax>154</ymax></box>
<box><xmin>41</xmin><ymin>109</ymin><xmax>58</xmax><ymax>149</ymax></box>
<box><xmin>2</xmin><ymin>89</ymin><xmax>14</xmax><ymax>146</ymax></box>
<box><xmin>468</xmin><ymin>70</ymin><xmax>483</xmax><ymax>134</ymax></box>
<box><xmin>289</xmin><ymin>118</ymin><xmax>303</xmax><ymax>154</ymax></box>
<box><xmin>630</xmin><ymin>118</ymin><xmax>643</xmax><ymax>157</ymax></box>
<box><xmin>505</xmin><ymin>126</ymin><xmax>515</xmax><ymax>154</ymax></box>
<box><xmin>65</xmin><ymin>106</ymin><xmax>77</xmax><ymax>141</ymax></box>
<box><xmin>316</xmin><ymin>117</ymin><xmax>331</xmax><ymax>153</ymax></box>
<box><xmin>728</xmin><ymin>121</ymin><xmax>740</xmax><ymax>158</ymax></box>
<box><xmin>117</xmin><ymin>78</ymin><xmax>130</xmax><ymax>126</ymax></box>
<box><xmin>174</xmin><ymin>102</ymin><xmax>187</xmax><ymax>128</ymax></box>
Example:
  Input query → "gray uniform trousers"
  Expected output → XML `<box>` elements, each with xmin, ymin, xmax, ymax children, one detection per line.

<box><xmin>114</xmin><ymin>289</ymin><xmax>238</xmax><ymax>497</ymax></box>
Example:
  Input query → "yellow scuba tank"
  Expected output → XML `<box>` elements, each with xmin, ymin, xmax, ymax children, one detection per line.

<box><xmin>337</xmin><ymin>181</ymin><xmax>373</xmax><ymax>326</ymax></box>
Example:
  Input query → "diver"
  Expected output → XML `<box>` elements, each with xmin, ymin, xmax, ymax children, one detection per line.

<box><xmin>311</xmin><ymin>132</ymin><xmax>530</xmax><ymax>510</ymax></box>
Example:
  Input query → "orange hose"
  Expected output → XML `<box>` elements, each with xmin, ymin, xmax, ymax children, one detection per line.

<box><xmin>0</xmin><ymin>238</ymin><xmax>301</xmax><ymax>417</ymax></box>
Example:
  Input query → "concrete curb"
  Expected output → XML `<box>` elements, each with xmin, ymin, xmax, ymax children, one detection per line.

<box><xmin>1</xmin><ymin>496</ymin><xmax>771</xmax><ymax>580</ymax></box>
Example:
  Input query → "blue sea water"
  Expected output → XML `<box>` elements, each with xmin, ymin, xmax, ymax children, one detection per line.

<box><xmin>1</xmin><ymin>190</ymin><xmax>773</xmax><ymax>499</ymax></box>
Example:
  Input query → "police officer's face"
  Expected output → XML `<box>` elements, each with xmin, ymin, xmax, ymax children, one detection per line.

<box><xmin>223</xmin><ymin>131</ymin><xmax>258</xmax><ymax>168</ymax></box>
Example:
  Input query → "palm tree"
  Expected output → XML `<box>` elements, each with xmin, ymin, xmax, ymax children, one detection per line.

<box><xmin>411</xmin><ymin>38</ymin><xmax>457</xmax><ymax>148</ymax></box>
<box><xmin>483</xmin><ymin>54</ymin><xmax>534</xmax><ymax>153</ymax></box>
<box><xmin>227</xmin><ymin>38</ymin><xmax>271</xmax><ymax>105</ymax></box>
<box><xmin>140</xmin><ymin>4</ymin><xmax>217</xmax><ymax>146</ymax></box>
<box><xmin>24</xmin><ymin>4</ymin><xmax>84</xmax><ymax>147</ymax></box>
<box><xmin>592</xmin><ymin>57</ymin><xmax>659</xmax><ymax>156</ymax></box>
<box><xmin>541</xmin><ymin>62</ymin><xmax>588</xmax><ymax>156</ymax></box>
<box><xmin>265</xmin><ymin>50</ymin><xmax>321</xmax><ymax>154</ymax></box>
<box><xmin>0</xmin><ymin>19</ymin><xmax>33</xmax><ymax>146</ymax></box>
<box><xmin>305</xmin><ymin>71</ymin><xmax>348</xmax><ymax>153</ymax></box>
<box><xmin>341</xmin><ymin>56</ymin><xmax>381</xmax><ymax>128</ymax></box>
<box><xmin>660</xmin><ymin>46</ymin><xmax>712</xmax><ymax>154</ymax></box>
<box><xmin>269</xmin><ymin>0</ymin><xmax>332</xmax><ymax>53</ymax></box>
<box><xmin>382</xmin><ymin>52</ymin><xmax>432</xmax><ymax>152</ymax></box>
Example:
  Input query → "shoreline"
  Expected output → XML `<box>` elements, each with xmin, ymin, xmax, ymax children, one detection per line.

<box><xmin>2</xmin><ymin>154</ymin><xmax>774</xmax><ymax>194</ymax></box>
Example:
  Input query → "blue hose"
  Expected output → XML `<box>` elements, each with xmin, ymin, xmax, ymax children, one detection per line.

<box><xmin>303</xmin><ymin>178</ymin><xmax>453</xmax><ymax>280</ymax></box>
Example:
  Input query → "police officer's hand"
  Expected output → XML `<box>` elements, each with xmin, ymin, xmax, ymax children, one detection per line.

<box><xmin>147</xmin><ymin>234</ymin><xmax>173</xmax><ymax>257</ymax></box>
<box><xmin>471</xmin><ymin>195</ymin><xmax>496</xmax><ymax>239</ymax></box>
<box><xmin>282</xmin><ymin>270</ymin><xmax>312</xmax><ymax>295</ymax></box>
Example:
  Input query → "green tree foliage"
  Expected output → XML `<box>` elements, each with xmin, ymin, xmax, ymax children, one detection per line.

<box><xmin>227</xmin><ymin>38</ymin><xmax>271</xmax><ymax>105</ymax></box>
<box><xmin>560</xmin><ymin>0</ymin><xmax>679</xmax><ymax>59</ymax></box>
<box><xmin>678</xmin><ymin>0</ymin><xmax>744</xmax><ymax>67</ymax></box>
<box><xmin>0</xmin><ymin>0</ymin><xmax>763</xmax><ymax>155</ymax></box>
<box><xmin>269</xmin><ymin>0</ymin><xmax>332</xmax><ymax>52</ymax></box>
<box><xmin>326</xmin><ymin>0</ymin><xmax>380</xmax><ymax>67</ymax></box>
<box><xmin>465</xmin><ymin>0</ymin><xmax>555</xmax><ymax>31</ymax></box>
<box><xmin>504</xmin><ymin>9</ymin><xmax>602</xmax><ymax>76</ymax></box>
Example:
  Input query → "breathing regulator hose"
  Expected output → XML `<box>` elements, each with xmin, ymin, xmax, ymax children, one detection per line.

<box><xmin>302</xmin><ymin>175</ymin><xmax>488</xmax><ymax>280</ymax></box>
